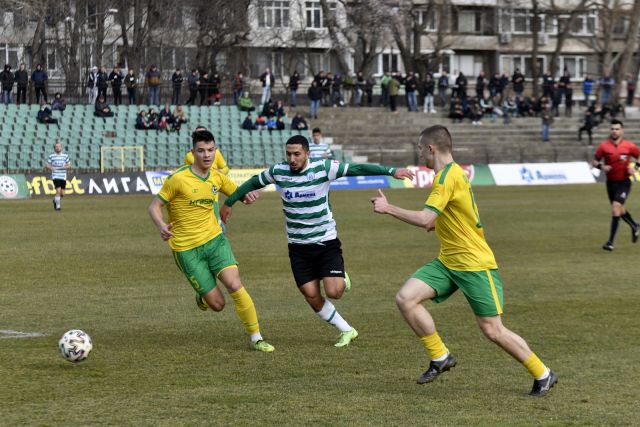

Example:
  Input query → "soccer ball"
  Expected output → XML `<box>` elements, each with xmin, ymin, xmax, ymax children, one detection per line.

<box><xmin>58</xmin><ymin>330</ymin><xmax>93</xmax><ymax>363</ymax></box>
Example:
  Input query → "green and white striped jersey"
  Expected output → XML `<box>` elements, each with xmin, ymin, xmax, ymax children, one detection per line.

<box><xmin>258</xmin><ymin>159</ymin><xmax>348</xmax><ymax>244</ymax></box>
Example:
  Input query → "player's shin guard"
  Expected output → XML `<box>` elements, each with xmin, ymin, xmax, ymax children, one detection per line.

<box><xmin>230</xmin><ymin>287</ymin><xmax>260</xmax><ymax>338</ymax></box>
<box><xmin>420</xmin><ymin>332</ymin><xmax>449</xmax><ymax>361</ymax></box>
<box><xmin>621</xmin><ymin>211</ymin><xmax>637</xmax><ymax>229</ymax></box>
<box><xmin>523</xmin><ymin>353</ymin><xmax>549</xmax><ymax>380</ymax></box>
<box><xmin>608</xmin><ymin>216</ymin><xmax>620</xmax><ymax>243</ymax></box>
<box><xmin>317</xmin><ymin>300</ymin><xmax>352</xmax><ymax>332</ymax></box>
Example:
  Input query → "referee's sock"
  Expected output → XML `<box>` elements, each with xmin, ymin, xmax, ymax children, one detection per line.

<box><xmin>317</xmin><ymin>299</ymin><xmax>352</xmax><ymax>332</ymax></box>
<box><xmin>608</xmin><ymin>216</ymin><xmax>620</xmax><ymax>244</ymax></box>
<box><xmin>621</xmin><ymin>211</ymin><xmax>637</xmax><ymax>229</ymax></box>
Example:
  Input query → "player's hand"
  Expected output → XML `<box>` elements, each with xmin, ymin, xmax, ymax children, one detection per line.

<box><xmin>220</xmin><ymin>204</ymin><xmax>232</xmax><ymax>224</ymax></box>
<box><xmin>370</xmin><ymin>189</ymin><xmax>390</xmax><ymax>214</ymax></box>
<box><xmin>242</xmin><ymin>191</ymin><xmax>259</xmax><ymax>205</ymax></box>
<box><xmin>160</xmin><ymin>223</ymin><xmax>174</xmax><ymax>241</ymax></box>
<box><xmin>394</xmin><ymin>168</ymin><xmax>414</xmax><ymax>180</ymax></box>
<box><xmin>603</xmin><ymin>165</ymin><xmax>612</xmax><ymax>173</ymax></box>
<box><xmin>426</xmin><ymin>225</ymin><xmax>436</xmax><ymax>232</ymax></box>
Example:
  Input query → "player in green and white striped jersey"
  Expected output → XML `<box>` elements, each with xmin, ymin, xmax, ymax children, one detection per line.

<box><xmin>222</xmin><ymin>135</ymin><xmax>413</xmax><ymax>347</ymax></box>
<box><xmin>46</xmin><ymin>142</ymin><xmax>71</xmax><ymax>211</ymax></box>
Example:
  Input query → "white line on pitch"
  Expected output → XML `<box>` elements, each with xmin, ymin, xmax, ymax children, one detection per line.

<box><xmin>0</xmin><ymin>329</ymin><xmax>47</xmax><ymax>339</ymax></box>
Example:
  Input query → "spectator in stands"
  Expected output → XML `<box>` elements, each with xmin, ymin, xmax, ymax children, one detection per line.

<box><xmin>171</xmin><ymin>68</ymin><xmax>184</xmax><ymax>105</ymax></box>
<box><xmin>582</xmin><ymin>74</ymin><xmax>594</xmax><ymax>106</ymax></box>
<box><xmin>343</xmin><ymin>71</ymin><xmax>354</xmax><ymax>106</ymax></box>
<box><xmin>275</xmin><ymin>100</ymin><xmax>286</xmax><ymax>118</ymax></box>
<box><xmin>488</xmin><ymin>72</ymin><xmax>500</xmax><ymax>98</ymax></box>
<box><xmin>87</xmin><ymin>66</ymin><xmax>98</xmax><ymax>104</ymax></box>
<box><xmin>610</xmin><ymin>101</ymin><xmax>625</xmax><ymax>119</ymax></box>
<box><xmin>405</xmin><ymin>71</ymin><xmax>418</xmax><ymax>112</ymax></box>
<box><xmin>449</xmin><ymin>69</ymin><xmax>459</xmax><ymax>98</ymax></box>
<box><xmin>291</xmin><ymin>112</ymin><xmax>308</xmax><ymax>131</ymax></box>
<box><xmin>109</xmin><ymin>66</ymin><xmax>124</xmax><ymax>105</ymax></box>
<box><xmin>308</xmin><ymin>80</ymin><xmax>322</xmax><ymax>119</ymax></box>
<box><xmin>551</xmin><ymin>83</ymin><xmax>562</xmax><ymax>116</ymax></box>
<box><xmin>210</xmin><ymin>72</ymin><xmax>221</xmax><ymax>105</ymax></box>
<box><xmin>233</xmin><ymin>71</ymin><xmax>244</xmax><ymax>106</ymax></box>
<box><xmin>260</xmin><ymin>67</ymin><xmax>273</xmax><ymax>106</ymax></box>
<box><xmin>541</xmin><ymin>105</ymin><xmax>553</xmax><ymax>142</ymax></box>
<box><xmin>471</xmin><ymin>98</ymin><xmax>484</xmax><ymax>125</ymax></box>
<box><xmin>322</xmin><ymin>72</ymin><xmax>333</xmax><ymax>106</ymax></box>
<box><xmin>476</xmin><ymin>71</ymin><xmax>486</xmax><ymax>100</ymax></box>
<box><xmin>239</xmin><ymin>91</ymin><xmax>255</xmax><ymax>112</ymax></box>
<box><xmin>172</xmin><ymin>105</ymin><xmax>187</xmax><ymax>132</ymax></box>
<box><xmin>96</xmin><ymin>66</ymin><xmax>109</xmax><ymax>102</ymax></box>
<box><xmin>159</xmin><ymin>103</ymin><xmax>174</xmax><ymax>124</ymax></box>
<box><xmin>125</xmin><ymin>69</ymin><xmax>137</xmax><ymax>105</ymax></box>
<box><xmin>0</xmin><ymin>64</ymin><xmax>14</xmax><ymax>105</ymax></box>
<box><xmin>14</xmin><ymin>63</ymin><xmax>28</xmax><ymax>105</ymax></box>
<box><xmin>354</xmin><ymin>71</ymin><xmax>365</xmax><ymax>106</ymax></box>
<box><xmin>422</xmin><ymin>72</ymin><xmax>436</xmax><ymax>113</ymax></box>
<box><xmin>626</xmin><ymin>73</ymin><xmax>636</xmax><ymax>106</ymax></box>
<box><xmin>438</xmin><ymin>71</ymin><xmax>449</xmax><ymax>107</ymax></box>
<box><xmin>276</xmin><ymin>116</ymin><xmax>286</xmax><ymax>131</ymax></box>
<box><xmin>578</xmin><ymin>110</ymin><xmax>596</xmax><ymax>145</ymax></box>
<box><xmin>157</xmin><ymin>115</ymin><xmax>171</xmax><ymax>132</ymax></box>
<box><xmin>456</xmin><ymin>71</ymin><xmax>468</xmax><ymax>100</ymax></box>
<box><xmin>600</xmin><ymin>73</ymin><xmax>614</xmax><ymax>105</ymax></box>
<box><xmin>558</xmin><ymin>70</ymin><xmax>570</xmax><ymax>106</ymax></box>
<box><xmin>266</xmin><ymin>115</ymin><xmax>278</xmax><ymax>132</ymax></box>
<box><xmin>31</xmin><ymin>63</ymin><xmax>48</xmax><ymax>103</ymax></box>
<box><xmin>289</xmin><ymin>70</ymin><xmax>300</xmax><ymax>106</ymax></box>
<box><xmin>512</xmin><ymin>68</ymin><xmax>525</xmax><ymax>99</ymax></box>
<box><xmin>480</xmin><ymin>95</ymin><xmax>495</xmax><ymax>119</ymax></box>
<box><xmin>388</xmin><ymin>73</ymin><xmax>400</xmax><ymax>113</ymax></box>
<box><xmin>186</xmin><ymin>69</ymin><xmax>199</xmax><ymax>105</ymax></box>
<box><xmin>148</xmin><ymin>107</ymin><xmax>159</xmax><ymax>126</ymax></box>
<box><xmin>542</xmin><ymin>71</ymin><xmax>554</xmax><ymax>98</ymax></box>
<box><xmin>565</xmin><ymin>86</ymin><xmax>573</xmax><ymax>117</ymax></box>
<box><xmin>135</xmin><ymin>110</ymin><xmax>154</xmax><ymax>130</ymax></box>
<box><xmin>51</xmin><ymin>92</ymin><xmax>66</xmax><ymax>114</ymax></box>
<box><xmin>331</xmin><ymin>73</ymin><xmax>344</xmax><ymax>107</ymax></box>
<box><xmin>449</xmin><ymin>96</ymin><xmax>464</xmax><ymax>122</ymax></box>
<box><xmin>146</xmin><ymin>65</ymin><xmax>162</xmax><ymax>105</ymax></box>
<box><xmin>37</xmin><ymin>102</ymin><xmax>58</xmax><ymax>125</ymax></box>
<box><xmin>198</xmin><ymin>71</ymin><xmax>210</xmax><ymax>105</ymax></box>
<box><xmin>503</xmin><ymin>95</ymin><xmax>518</xmax><ymax>122</ymax></box>
<box><xmin>255</xmin><ymin>115</ymin><xmax>267</xmax><ymax>131</ymax></box>
<box><xmin>94</xmin><ymin>96</ymin><xmax>114</xmax><ymax>118</ymax></box>
<box><xmin>309</xmin><ymin>128</ymin><xmax>331</xmax><ymax>159</ymax></box>
<box><xmin>498</xmin><ymin>72</ymin><xmax>509</xmax><ymax>100</ymax></box>
<box><xmin>242</xmin><ymin>114</ymin><xmax>254</xmax><ymax>130</ymax></box>
<box><xmin>364</xmin><ymin>73</ymin><xmax>375</xmax><ymax>106</ymax></box>
<box><xmin>261</xmin><ymin>98</ymin><xmax>276</xmax><ymax>117</ymax></box>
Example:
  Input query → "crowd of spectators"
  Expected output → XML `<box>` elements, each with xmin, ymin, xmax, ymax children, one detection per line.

<box><xmin>135</xmin><ymin>103</ymin><xmax>187</xmax><ymax>132</ymax></box>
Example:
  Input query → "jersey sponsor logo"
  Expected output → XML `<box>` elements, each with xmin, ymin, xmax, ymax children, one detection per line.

<box><xmin>520</xmin><ymin>166</ymin><xmax>567</xmax><ymax>183</ymax></box>
<box><xmin>621</xmin><ymin>155</ymin><xmax>628</xmax><ymax>161</ymax></box>
<box><xmin>284</xmin><ymin>190</ymin><xmax>316</xmax><ymax>200</ymax></box>
<box><xmin>189</xmin><ymin>198</ymin><xmax>214</xmax><ymax>206</ymax></box>
<box><xmin>307</xmin><ymin>172</ymin><xmax>315</xmax><ymax>180</ymax></box>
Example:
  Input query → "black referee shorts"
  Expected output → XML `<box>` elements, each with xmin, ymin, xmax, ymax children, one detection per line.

<box><xmin>607</xmin><ymin>179</ymin><xmax>631</xmax><ymax>204</ymax></box>
<box><xmin>288</xmin><ymin>238</ymin><xmax>345</xmax><ymax>287</ymax></box>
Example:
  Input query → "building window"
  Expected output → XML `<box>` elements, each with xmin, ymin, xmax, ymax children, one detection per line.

<box><xmin>500</xmin><ymin>55</ymin><xmax>547</xmax><ymax>79</ymax></box>
<box><xmin>0</xmin><ymin>45</ymin><xmax>20</xmax><ymax>69</ymax></box>
<box><xmin>559</xmin><ymin>56</ymin><xmax>585</xmax><ymax>79</ymax></box>
<box><xmin>305</xmin><ymin>1</ymin><xmax>336</xmax><ymax>29</ymax></box>
<box><xmin>417</xmin><ymin>8</ymin><xmax>438</xmax><ymax>31</ymax></box>
<box><xmin>46</xmin><ymin>47</ymin><xmax>57</xmax><ymax>71</ymax></box>
<box><xmin>86</xmin><ymin>3</ymin><xmax>98</xmax><ymax>30</ymax></box>
<box><xmin>258</xmin><ymin>1</ymin><xmax>290</xmax><ymax>28</ymax></box>
<box><xmin>458</xmin><ymin>10</ymin><xmax>482</xmax><ymax>33</ymax></box>
<box><xmin>381</xmin><ymin>53</ymin><xmax>399</xmax><ymax>74</ymax></box>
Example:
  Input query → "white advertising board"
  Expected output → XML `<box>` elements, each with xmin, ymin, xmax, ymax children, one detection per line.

<box><xmin>489</xmin><ymin>162</ymin><xmax>595</xmax><ymax>186</ymax></box>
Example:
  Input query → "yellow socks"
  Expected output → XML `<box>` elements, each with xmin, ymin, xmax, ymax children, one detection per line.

<box><xmin>420</xmin><ymin>332</ymin><xmax>449</xmax><ymax>361</ymax></box>
<box><xmin>230</xmin><ymin>287</ymin><xmax>260</xmax><ymax>336</ymax></box>
<box><xmin>523</xmin><ymin>353</ymin><xmax>549</xmax><ymax>380</ymax></box>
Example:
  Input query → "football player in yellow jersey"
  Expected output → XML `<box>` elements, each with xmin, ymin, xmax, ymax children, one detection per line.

<box><xmin>183</xmin><ymin>147</ymin><xmax>229</xmax><ymax>174</ymax></box>
<box><xmin>148</xmin><ymin>130</ymin><xmax>275</xmax><ymax>352</ymax></box>
<box><xmin>370</xmin><ymin>125</ymin><xmax>557</xmax><ymax>397</ymax></box>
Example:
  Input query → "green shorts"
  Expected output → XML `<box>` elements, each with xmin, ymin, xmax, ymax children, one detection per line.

<box><xmin>412</xmin><ymin>258</ymin><xmax>504</xmax><ymax>317</ymax></box>
<box><xmin>172</xmin><ymin>234</ymin><xmax>238</xmax><ymax>296</ymax></box>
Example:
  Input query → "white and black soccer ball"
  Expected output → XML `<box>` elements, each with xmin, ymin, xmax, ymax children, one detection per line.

<box><xmin>58</xmin><ymin>329</ymin><xmax>93</xmax><ymax>363</ymax></box>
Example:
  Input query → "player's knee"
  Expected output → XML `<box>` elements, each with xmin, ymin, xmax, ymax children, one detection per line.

<box><xmin>479</xmin><ymin>322</ymin><xmax>503</xmax><ymax>343</ymax></box>
<box><xmin>209</xmin><ymin>300</ymin><xmax>225</xmax><ymax>312</ymax></box>
<box><xmin>395</xmin><ymin>290</ymin><xmax>413</xmax><ymax>311</ymax></box>
<box><xmin>325</xmin><ymin>286</ymin><xmax>343</xmax><ymax>300</ymax></box>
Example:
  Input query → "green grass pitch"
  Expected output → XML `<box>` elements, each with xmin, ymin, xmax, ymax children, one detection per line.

<box><xmin>1</xmin><ymin>185</ymin><xmax>639</xmax><ymax>425</ymax></box>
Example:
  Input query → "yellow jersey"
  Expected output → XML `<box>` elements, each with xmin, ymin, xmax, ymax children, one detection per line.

<box><xmin>425</xmin><ymin>162</ymin><xmax>497</xmax><ymax>271</ymax></box>
<box><xmin>183</xmin><ymin>150</ymin><xmax>230</xmax><ymax>175</ymax></box>
<box><xmin>158</xmin><ymin>165</ymin><xmax>237</xmax><ymax>252</ymax></box>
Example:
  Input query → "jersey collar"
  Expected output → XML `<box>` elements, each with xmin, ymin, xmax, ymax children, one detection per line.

<box><xmin>189</xmin><ymin>165</ymin><xmax>210</xmax><ymax>182</ymax></box>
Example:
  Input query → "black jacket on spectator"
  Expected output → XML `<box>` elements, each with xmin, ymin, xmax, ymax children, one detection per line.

<box><xmin>31</xmin><ymin>68</ymin><xmax>48</xmax><ymax>87</ymax></box>
<box><xmin>308</xmin><ymin>85</ymin><xmax>323</xmax><ymax>101</ymax></box>
<box><xmin>289</xmin><ymin>73</ymin><xmax>300</xmax><ymax>91</ymax></box>
<box><xmin>0</xmin><ymin>66</ymin><xmax>14</xmax><ymax>90</ymax></box>
<box><xmin>14</xmin><ymin>69</ymin><xmax>28</xmax><ymax>88</ymax></box>
<box><xmin>109</xmin><ymin>71</ymin><xmax>124</xmax><ymax>88</ymax></box>
<box><xmin>97</xmin><ymin>71</ymin><xmax>109</xmax><ymax>89</ymax></box>
<box><xmin>172</xmin><ymin>72</ymin><xmax>184</xmax><ymax>88</ymax></box>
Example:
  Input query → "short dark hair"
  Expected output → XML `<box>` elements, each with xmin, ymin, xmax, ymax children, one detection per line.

<box><xmin>286</xmin><ymin>135</ymin><xmax>309</xmax><ymax>151</ymax></box>
<box><xmin>192</xmin><ymin>130</ymin><xmax>216</xmax><ymax>147</ymax></box>
<box><xmin>419</xmin><ymin>125</ymin><xmax>453</xmax><ymax>153</ymax></box>
<box><xmin>312</xmin><ymin>128</ymin><xmax>321</xmax><ymax>134</ymax></box>
<box><xmin>611</xmin><ymin>119</ymin><xmax>624</xmax><ymax>128</ymax></box>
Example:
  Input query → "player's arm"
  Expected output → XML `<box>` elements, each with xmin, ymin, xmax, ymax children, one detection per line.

<box><xmin>371</xmin><ymin>189</ymin><xmax>437</xmax><ymax>231</ymax></box>
<box><xmin>148</xmin><ymin>197</ymin><xmax>174</xmax><ymax>241</ymax></box>
<box><xmin>340</xmin><ymin>162</ymin><xmax>414</xmax><ymax>180</ymax></box>
<box><xmin>45</xmin><ymin>161</ymin><xmax>53</xmax><ymax>171</ymax></box>
<box><xmin>220</xmin><ymin>175</ymin><xmax>267</xmax><ymax>223</ymax></box>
